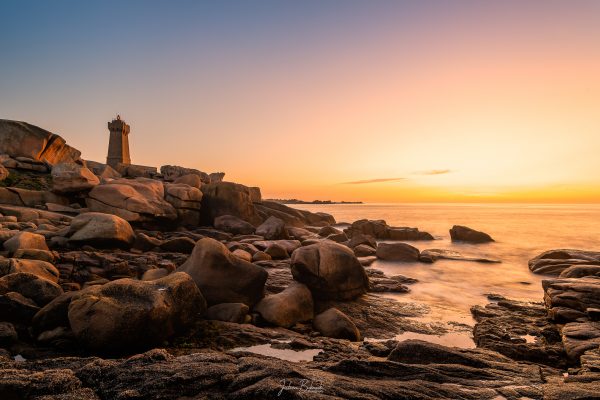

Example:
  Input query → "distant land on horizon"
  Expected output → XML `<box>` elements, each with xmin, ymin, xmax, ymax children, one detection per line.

<box><xmin>266</xmin><ymin>199</ymin><xmax>363</xmax><ymax>205</ymax></box>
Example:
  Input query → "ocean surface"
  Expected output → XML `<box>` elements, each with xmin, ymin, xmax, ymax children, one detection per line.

<box><xmin>289</xmin><ymin>203</ymin><xmax>600</xmax><ymax>347</ymax></box>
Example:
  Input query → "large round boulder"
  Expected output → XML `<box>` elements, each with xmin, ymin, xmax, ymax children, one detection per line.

<box><xmin>253</xmin><ymin>282</ymin><xmax>313</xmax><ymax>328</ymax></box>
<box><xmin>290</xmin><ymin>241</ymin><xmax>368</xmax><ymax>300</ymax></box>
<box><xmin>3</xmin><ymin>232</ymin><xmax>49</xmax><ymax>254</ymax></box>
<box><xmin>67</xmin><ymin>212</ymin><xmax>135</xmax><ymax>248</ymax></box>
<box><xmin>177</xmin><ymin>238</ymin><xmax>267</xmax><ymax>306</ymax></box>
<box><xmin>68</xmin><ymin>272</ymin><xmax>205</xmax><ymax>355</ymax></box>
<box><xmin>313</xmin><ymin>307</ymin><xmax>361</xmax><ymax>341</ymax></box>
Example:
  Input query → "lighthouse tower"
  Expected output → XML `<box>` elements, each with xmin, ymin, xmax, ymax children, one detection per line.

<box><xmin>106</xmin><ymin>115</ymin><xmax>131</xmax><ymax>168</ymax></box>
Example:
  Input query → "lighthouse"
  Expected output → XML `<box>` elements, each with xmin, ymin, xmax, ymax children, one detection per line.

<box><xmin>106</xmin><ymin>115</ymin><xmax>131</xmax><ymax>168</ymax></box>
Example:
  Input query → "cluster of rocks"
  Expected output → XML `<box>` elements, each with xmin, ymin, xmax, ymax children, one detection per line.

<box><xmin>526</xmin><ymin>249</ymin><xmax>600</xmax><ymax>364</ymax></box>
<box><xmin>467</xmin><ymin>248</ymin><xmax>600</xmax><ymax>392</ymax></box>
<box><xmin>1</xmin><ymin>119</ymin><xmax>598</xmax><ymax>399</ymax></box>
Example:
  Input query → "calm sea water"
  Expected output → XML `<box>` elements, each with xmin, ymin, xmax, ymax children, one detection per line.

<box><xmin>290</xmin><ymin>203</ymin><xmax>600</xmax><ymax>347</ymax></box>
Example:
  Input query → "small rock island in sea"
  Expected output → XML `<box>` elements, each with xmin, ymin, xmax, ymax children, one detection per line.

<box><xmin>0</xmin><ymin>117</ymin><xmax>598</xmax><ymax>398</ymax></box>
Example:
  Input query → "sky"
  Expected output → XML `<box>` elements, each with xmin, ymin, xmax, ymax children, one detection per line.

<box><xmin>1</xmin><ymin>0</ymin><xmax>600</xmax><ymax>203</ymax></box>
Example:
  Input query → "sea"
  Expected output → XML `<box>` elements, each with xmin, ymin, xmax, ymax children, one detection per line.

<box><xmin>288</xmin><ymin>203</ymin><xmax>600</xmax><ymax>347</ymax></box>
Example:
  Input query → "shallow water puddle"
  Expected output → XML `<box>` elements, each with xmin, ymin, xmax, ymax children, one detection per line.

<box><xmin>230</xmin><ymin>343</ymin><xmax>323</xmax><ymax>362</ymax></box>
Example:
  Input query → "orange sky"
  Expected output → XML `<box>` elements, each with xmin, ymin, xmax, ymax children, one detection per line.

<box><xmin>2</xmin><ymin>1</ymin><xmax>600</xmax><ymax>202</ymax></box>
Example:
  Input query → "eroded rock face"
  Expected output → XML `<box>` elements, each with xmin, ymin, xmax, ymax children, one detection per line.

<box><xmin>291</xmin><ymin>241</ymin><xmax>369</xmax><ymax>300</ymax></box>
<box><xmin>51</xmin><ymin>162</ymin><xmax>99</xmax><ymax>193</ymax></box>
<box><xmin>449</xmin><ymin>225</ymin><xmax>494</xmax><ymax>243</ymax></box>
<box><xmin>68</xmin><ymin>272</ymin><xmax>205</xmax><ymax>355</ymax></box>
<box><xmin>87</xmin><ymin>178</ymin><xmax>177</xmax><ymax>222</ymax></box>
<box><xmin>200</xmin><ymin>182</ymin><xmax>261</xmax><ymax>226</ymax></box>
<box><xmin>0</xmin><ymin>119</ymin><xmax>81</xmax><ymax>165</ymax></box>
<box><xmin>177</xmin><ymin>237</ymin><xmax>267</xmax><ymax>306</ymax></box>
<box><xmin>254</xmin><ymin>282</ymin><xmax>313</xmax><ymax>328</ymax></box>
<box><xmin>66</xmin><ymin>212</ymin><xmax>135</xmax><ymax>248</ymax></box>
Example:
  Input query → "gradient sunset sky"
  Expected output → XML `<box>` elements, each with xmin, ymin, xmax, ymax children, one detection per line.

<box><xmin>2</xmin><ymin>1</ymin><xmax>599</xmax><ymax>202</ymax></box>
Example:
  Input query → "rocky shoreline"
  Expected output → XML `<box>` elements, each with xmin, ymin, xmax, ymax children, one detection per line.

<box><xmin>0</xmin><ymin>119</ymin><xmax>599</xmax><ymax>399</ymax></box>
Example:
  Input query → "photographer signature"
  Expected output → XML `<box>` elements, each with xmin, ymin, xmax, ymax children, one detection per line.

<box><xmin>278</xmin><ymin>379</ymin><xmax>325</xmax><ymax>396</ymax></box>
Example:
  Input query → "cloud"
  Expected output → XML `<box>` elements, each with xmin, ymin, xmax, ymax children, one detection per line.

<box><xmin>340</xmin><ymin>177</ymin><xmax>406</xmax><ymax>185</ymax></box>
<box><xmin>414</xmin><ymin>169</ymin><xmax>451</xmax><ymax>175</ymax></box>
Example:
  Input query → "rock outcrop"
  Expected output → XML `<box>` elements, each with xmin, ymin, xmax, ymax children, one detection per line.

<box><xmin>0</xmin><ymin>119</ymin><xmax>81</xmax><ymax>165</ymax></box>
<box><xmin>68</xmin><ymin>272</ymin><xmax>205</xmax><ymax>354</ymax></box>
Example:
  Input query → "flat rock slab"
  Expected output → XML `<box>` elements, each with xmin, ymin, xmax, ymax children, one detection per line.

<box><xmin>529</xmin><ymin>249</ymin><xmax>600</xmax><ymax>276</ymax></box>
<box><xmin>0</xmin><ymin>345</ymin><xmax>559</xmax><ymax>399</ymax></box>
<box><xmin>420</xmin><ymin>249</ymin><xmax>501</xmax><ymax>263</ymax></box>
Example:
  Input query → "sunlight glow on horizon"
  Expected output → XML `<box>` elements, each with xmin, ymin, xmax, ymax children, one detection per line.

<box><xmin>1</xmin><ymin>1</ymin><xmax>599</xmax><ymax>203</ymax></box>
